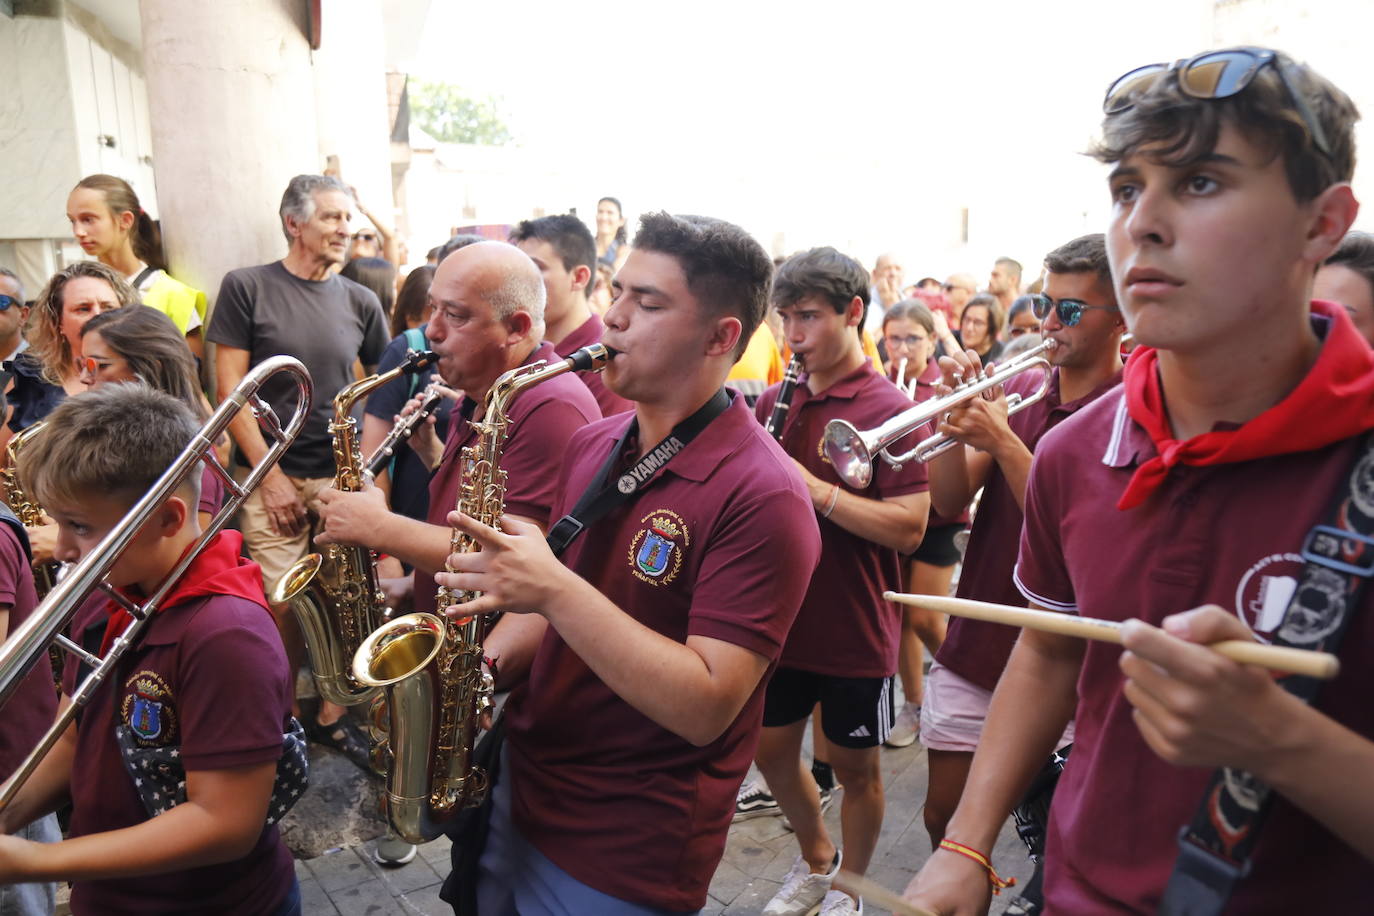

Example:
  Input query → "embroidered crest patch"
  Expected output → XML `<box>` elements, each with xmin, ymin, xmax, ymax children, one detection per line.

<box><xmin>122</xmin><ymin>670</ymin><xmax>177</xmax><ymax>746</ymax></box>
<box><xmin>627</xmin><ymin>509</ymin><xmax>689</xmax><ymax>586</ymax></box>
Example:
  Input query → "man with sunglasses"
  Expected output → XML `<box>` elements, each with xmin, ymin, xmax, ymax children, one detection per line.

<box><xmin>0</xmin><ymin>270</ymin><xmax>29</xmax><ymax>364</ymax></box>
<box><xmin>907</xmin><ymin>48</ymin><xmax>1373</xmax><ymax>915</ymax></box>
<box><xmin>917</xmin><ymin>234</ymin><xmax>1123</xmax><ymax>863</ymax></box>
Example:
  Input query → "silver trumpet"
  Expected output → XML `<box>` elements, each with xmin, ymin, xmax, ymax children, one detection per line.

<box><xmin>824</xmin><ymin>340</ymin><xmax>1055</xmax><ymax>488</ymax></box>
<box><xmin>0</xmin><ymin>356</ymin><xmax>312</xmax><ymax>809</ymax></box>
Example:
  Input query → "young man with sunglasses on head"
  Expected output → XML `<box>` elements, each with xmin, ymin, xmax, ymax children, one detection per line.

<box><xmin>918</xmin><ymin>234</ymin><xmax>1123</xmax><ymax>859</ymax></box>
<box><xmin>907</xmin><ymin>48</ymin><xmax>1373</xmax><ymax>915</ymax></box>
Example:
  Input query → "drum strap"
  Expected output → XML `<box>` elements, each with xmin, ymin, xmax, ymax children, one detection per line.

<box><xmin>1160</xmin><ymin>431</ymin><xmax>1374</xmax><ymax>914</ymax></box>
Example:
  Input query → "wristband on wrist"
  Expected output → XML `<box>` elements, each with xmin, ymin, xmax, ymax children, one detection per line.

<box><xmin>482</xmin><ymin>654</ymin><xmax>500</xmax><ymax>684</ymax></box>
<box><xmin>821</xmin><ymin>484</ymin><xmax>840</xmax><ymax>518</ymax></box>
<box><xmin>937</xmin><ymin>839</ymin><xmax>1016</xmax><ymax>895</ymax></box>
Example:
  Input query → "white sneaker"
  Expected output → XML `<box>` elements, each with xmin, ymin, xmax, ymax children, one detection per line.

<box><xmin>884</xmin><ymin>702</ymin><xmax>921</xmax><ymax>748</ymax></box>
<box><xmin>763</xmin><ymin>851</ymin><xmax>842</xmax><ymax>916</ymax></box>
<box><xmin>819</xmin><ymin>889</ymin><xmax>863</xmax><ymax>915</ymax></box>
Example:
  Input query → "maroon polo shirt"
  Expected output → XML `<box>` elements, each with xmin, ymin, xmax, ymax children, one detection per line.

<box><xmin>756</xmin><ymin>361</ymin><xmax>928</xmax><ymax>678</ymax></box>
<box><xmin>60</xmin><ymin>563</ymin><xmax>294</xmax><ymax>913</ymax></box>
<box><xmin>0</xmin><ymin>521</ymin><xmax>55</xmax><ymax>782</ymax></box>
<box><xmin>936</xmin><ymin>367</ymin><xmax>1120</xmax><ymax>690</ymax></box>
<box><xmin>1014</xmin><ymin>382</ymin><xmax>1374</xmax><ymax>911</ymax></box>
<box><xmin>552</xmin><ymin>312</ymin><xmax>632</xmax><ymax>418</ymax></box>
<box><xmin>905</xmin><ymin>357</ymin><xmax>969</xmax><ymax>530</ymax></box>
<box><xmin>414</xmin><ymin>341</ymin><xmax>601</xmax><ymax>613</ymax></box>
<box><xmin>504</xmin><ymin>394</ymin><xmax>820</xmax><ymax>911</ymax></box>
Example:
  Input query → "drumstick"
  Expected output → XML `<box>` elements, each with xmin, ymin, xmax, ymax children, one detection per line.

<box><xmin>832</xmin><ymin>870</ymin><xmax>935</xmax><ymax>916</ymax></box>
<box><xmin>885</xmin><ymin>593</ymin><xmax>1340</xmax><ymax>681</ymax></box>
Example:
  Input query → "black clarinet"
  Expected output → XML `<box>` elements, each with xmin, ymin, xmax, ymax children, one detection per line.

<box><xmin>765</xmin><ymin>355</ymin><xmax>803</xmax><ymax>441</ymax></box>
<box><xmin>364</xmin><ymin>385</ymin><xmax>445</xmax><ymax>480</ymax></box>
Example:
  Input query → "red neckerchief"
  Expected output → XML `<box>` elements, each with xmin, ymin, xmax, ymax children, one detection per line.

<box><xmin>99</xmin><ymin>530</ymin><xmax>267</xmax><ymax>654</ymax></box>
<box><xmin>1118</xmin><ymin>299</ymin><xmax>1374</xmax><ymax>510</ymax></box>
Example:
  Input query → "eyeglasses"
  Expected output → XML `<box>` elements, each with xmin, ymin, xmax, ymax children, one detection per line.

<box><xmin>353</xmin><ymin>232</ymin><xmax>377</xmax><ymax>242</ymax></box>
<box><xmin>884</xmin><ymin>334</ymin><xmax>929</xmax><ymax>350</ymax></box>
<box><xmin>79</xmin><ymin>356</ymin><xmax>116</xmax><ymax>375</ymax></box>
<box><xmin>1030</xmin><ymin>294</ymin><xmax>1119</xmax><ymax>327</ymax></box>
<box><xmin>0</xmin><ymin>296</ymin><xmax>19</xmax><ymax>312</ymax></box>
<box><xmin>1103</xmin><ymin>47</ymin><xmax>1332</xmax><ymax>159</ymax></box>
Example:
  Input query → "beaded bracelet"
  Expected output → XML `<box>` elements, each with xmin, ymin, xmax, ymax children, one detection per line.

<box><xmin>938</xmin><ymin>839</ymin><xmax>1016</xmax><ymax>895</ymax></box>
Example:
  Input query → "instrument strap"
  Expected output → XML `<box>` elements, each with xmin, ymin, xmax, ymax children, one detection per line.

<box><xmin>545</xmin><ymin>388</ymin><xmax>731</xmax><ymax>558</ymax></box>
<box><xmin>1160</xmin><ymin>430</ymin><xmax>1374</xmax><ymax>915</ymax></box>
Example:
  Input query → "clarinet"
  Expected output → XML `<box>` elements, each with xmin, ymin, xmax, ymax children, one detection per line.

<box><xmin>765</xmin><ymin>355</ymin><xmax>803</xmax><ymax>441</ymax></box>
<box><xmin>364</xmin><ymin>384</ymin><xmax>445</xmax><ymax>481</ymax></box>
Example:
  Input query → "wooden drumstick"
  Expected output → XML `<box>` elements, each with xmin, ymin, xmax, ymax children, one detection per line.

<box><xmin>885</xmin><ymin>593</ymin><xmax>1340</xmax><ymax>681</ymax></box>
<box><xmin>831</xmin><ymin>870</ymin><xmax>936</xmax><ymax>916</ymax></box>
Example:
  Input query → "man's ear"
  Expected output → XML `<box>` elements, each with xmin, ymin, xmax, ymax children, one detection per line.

<box><xmin>845</xmin><ymin>295</ymin><xmax>865</xmax><ymax>328</ymax></box>
<box><xmin>705</xmin><ymin>314</ymin><xmax>743</xmax><ymax>359</ymax></box>
<box><xmin>570</xmin><ymin>264</ymin><xmax>592</xmax><ymax>295</ymax></box>
<box><xmin>504</xmin><ymin>309</ymin><xmax>534</xmax><ymax>346</ymax></box>
<box><xmin>1305</xmin><ymin>182</ymin><xmax>1360</xmax><ymax>265</ymax></box>
<box><xmin>158</xmin><ymin>496</ymin><xmax>190</xmax><ymax>537</ymax></box>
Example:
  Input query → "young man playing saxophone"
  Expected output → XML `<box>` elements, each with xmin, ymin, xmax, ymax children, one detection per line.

<box><xmin>435</xmin><ymin>212</ymin><xmax>822</xmax><ymax>915</ymax></box>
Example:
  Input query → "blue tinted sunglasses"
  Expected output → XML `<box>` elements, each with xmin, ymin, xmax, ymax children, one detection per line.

<box><xmin>0</xmin><ymin>296</ymin><xmax>20</xmax><ymax>312</ymax></box>
<box><xmin>1030</xmin><ymin>294</ymin><xmax>1118</xmax><ymax>327</ymax></box>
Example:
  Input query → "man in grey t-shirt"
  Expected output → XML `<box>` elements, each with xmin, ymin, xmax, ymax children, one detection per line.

<box><xmin>207</xmin><ymin>174</ymin><xmax>387</xmax><ymax>765</ymax></box>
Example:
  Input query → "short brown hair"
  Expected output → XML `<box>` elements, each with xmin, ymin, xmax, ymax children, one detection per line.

<box><xmin>23</xmin><ymin>383</ymin><xmax>200</xmax><ymax>511</ymax></box>
<box><xmin>1325</xmin><ymin>231</ymin><xmax>1374</xmax><ymax>301</ymax></box>
<box><xmin>1044</xmin><ymin>233</ymin><xmax>1114</xmax><ymax>300</ymax></box>
<box><xmin>632</xmin><ymin>212</ymin><xmax>772</xmax><ymax>360</ymax></box>
<box><xmin>28</xmin><ymin>262</ymin><xmax>138</xmax><ymax>385</ymax></box>
<box><xmin>1092</xmin><ymin>49</ymin><xmax>1358</xmax><ymax>202</ymax></box>
<box><xmin>772</xmin><ymin>247</ymin><xmax>872</xmax><ymax>326</ymax></box>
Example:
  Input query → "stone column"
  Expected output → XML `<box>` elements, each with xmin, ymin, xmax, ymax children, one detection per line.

<box><xmin>137</xmin><ymin>0</ymin><xmax>320</xmax><ymax>311</ymax></box>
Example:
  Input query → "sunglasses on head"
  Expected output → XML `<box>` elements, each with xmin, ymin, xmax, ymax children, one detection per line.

<box><xmin>1103</xmin><ymin>47</ymin><xmax>1332</xmax><ymax>159</ymax></box>
<box><xmin>1030</xmin><ymin>294</ymin><xmax>1119</xmax><ymax>327</ymax></box>
<box><xmin>0</xmin><ymin>296</ymin><xmax>19</xmax><ymax>312</ymax></box>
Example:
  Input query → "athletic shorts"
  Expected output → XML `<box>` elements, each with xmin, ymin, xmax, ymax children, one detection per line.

<box><xmin>920</xmin><ymin>660</ymin><xmax>1074</xmax><ymax>753</ymax></box>
<box><xmin>910</xmin><ymin>522</ymin><xmax>965</xmax><ymax>568</ymax></box>
<box><xmin>762</xmin><ymin>666</ymin><xmax>895</xmax><ymax>749</ymax></box>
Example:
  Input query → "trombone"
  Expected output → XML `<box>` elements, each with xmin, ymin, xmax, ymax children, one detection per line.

<box><xmin>0</xmin><ymin>355</ymin><xmax>312</xmax><ymax>809</ymax></box>
<box><xmin>824</xmin><ymin>340</ymin><xmax>1055</xmax><ymax>488</ymax></box>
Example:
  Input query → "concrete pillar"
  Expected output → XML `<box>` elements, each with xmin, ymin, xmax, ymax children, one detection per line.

<box><xmin>137</xmin><ymin>0</ymin><xmax>320</xmax><ymax>309</ymax></box>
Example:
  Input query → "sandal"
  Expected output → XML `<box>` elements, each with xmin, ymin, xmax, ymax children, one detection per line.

<box><xmin>306</xmin><ymin>714</ymin><xmax>375</xmax><ymax>774</ymax></box>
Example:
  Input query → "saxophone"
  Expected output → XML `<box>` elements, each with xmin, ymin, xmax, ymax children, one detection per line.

<box><xmin>2</xmin><ymin>423</ymin><xmax>59</xmax><ymax>597</ymax></box>
<box><xmin>352</xmin><ymin>343</ymin><xmax>612</xmax><ymax>843</ymax></box>
<box><xmin>270</xmin><ymin>348</ymin><xmax>436</xmax><ymax>707</ymax></box>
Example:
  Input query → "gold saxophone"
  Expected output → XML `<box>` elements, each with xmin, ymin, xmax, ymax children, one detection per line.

<box><xmin>352</xmin><ymin>343</ymin><xmax>611</xmax><ymax>843</ymax></box>
<box><xmin>2</xmin><ymin>423</ymin><xmax>59</xmax><ymax>597</ymax></box>
<box><xmin>271</xmin><ymin>349</ymin><xmax>436</xmax><ymax>707</ymax></box>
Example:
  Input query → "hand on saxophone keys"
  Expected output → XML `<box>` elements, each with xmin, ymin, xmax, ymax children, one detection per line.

<box><xmin>434</xmin><ymin>510</ymin><xmax>567</xmax><ymax>618</ymax></box>
<box><xmin>314</xmin><ymin>484</ymin><xmax>389</xmax><ymax>550</ymax></box>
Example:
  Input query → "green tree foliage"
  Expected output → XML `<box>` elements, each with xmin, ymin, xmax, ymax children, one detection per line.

<box><xmin>409</xmin><ymin>80</ymin><xmax>513</xmax><ymax>146</ymax></box>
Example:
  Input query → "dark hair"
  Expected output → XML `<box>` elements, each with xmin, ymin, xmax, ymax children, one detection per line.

<box><xmin>509</xmin><ymin>214</ymin><xmax>597</xmax><ymax>282</ymax></box>
<box><xmin>1008</xmin><ymin>295</ymin><xmax>1037</xmax><ymax>323</ymax></box>
<box><xmin>1325</xmin><ymin>231</ymin><xmax>1374</xmax><ymax>302</ymax></box>
<box><xmin>391</xmin><ymin>264</ymin><xmax>436</xmax><ymax>338</ymax></box>
<box><xmin>73</xmin><ymin>174</ymin><xmax>167</xmax><ymax>272</ymax></box>
<box><xmin>632</xmin><ymin>212</ymin><xmax>773</xmax><ymax>361</ymax></box>
<box><xmin>29</xmin><ymin>261</ymin><xmax>139</xmax><ymax>384</ymax></box>
<box><xmin>962</xmin><ymin>293</ymin><xmax>1004</xmax><ymax>341</ymax></box>
<box><xmin>771</xmin><ymin>247</ymin><xmax>872</xmax><ymax>332</ymax></box>
<box><xmin>883</xmin><ymin>299</ymin><xmax>935</xmax><ymax>337</ymax></box>
<box><xmin>915</xmin><ymin>277</ymin><xmax>941</xmax><ymax>291</ymax></box>
<box><xmin>599</xmin><ymin>197</ymin><xmax>628</xmax><ymax>245</ymax></box>
<box><xmin>23</xmin><ymin>382</ymin><xmax>201</xmax><ymax>510</ymax></box>
<box><xmin>279</xmin><ymin>174</ymin><xmax>351</xmax><ymax>243</ymax></box>
<box><xmin>1043</xmin><ymin>233</ymin><xmax>1113</xmax><ymax>297</ymax></box>
<box><xmin>341</xmin><ymin>256</ymin><xmax>397</xmax><ymax>318</ymax></box>
<box><xmin>1092</xmin><ymin>48</ymin><xmax>1358</xmax><ymax>202</ymax></box>
<box><xmin>436</xmin><ymin>233</ymin><xmax>486</xmax><ymax>265</ymax></box>
<box><xmin>81</xmin><ymin>306</ymin><xmax>207</xmax><ymax>420</ymax></box>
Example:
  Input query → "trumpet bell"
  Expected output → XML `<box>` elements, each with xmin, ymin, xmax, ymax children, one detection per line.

<box><xmin>822</xmin><ymin>420</ymin><xmax>878</xmax><ymax>489</ymax></box>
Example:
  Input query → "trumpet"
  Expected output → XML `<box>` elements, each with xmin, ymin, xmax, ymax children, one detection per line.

<box><xmin>0</xmin><ymin>356</ymin><xmax>312</xmax><ymax>810</ymax></box>
<box><xmin>824</xmin><ymin>340</ymin><xmax>1055</xmax><ymax>488</ymax></box>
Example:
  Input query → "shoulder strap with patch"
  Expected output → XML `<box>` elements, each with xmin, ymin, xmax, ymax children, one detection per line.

<box><xmin>404</xmin><ymin>327</ymin><xmax>429</xmax><ymax>399</ymax></box>
<box><xmin>1160</xmin><ymin>431</ymin><xmax>1374</xmax><ymax>915</ymax></box>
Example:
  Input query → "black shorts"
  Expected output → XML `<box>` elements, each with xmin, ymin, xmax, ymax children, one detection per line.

<box><xmin>910</xmin><ymin>522</ymin><xmax>964</xmax><ymax>568</ymax></box>
<box><xmin>762</xmin><ymin>667</ymin><xmax>895</xmax><ymax>749</ymax></box>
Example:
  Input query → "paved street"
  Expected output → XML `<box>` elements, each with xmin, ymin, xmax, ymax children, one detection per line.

<box><xmin>293</xmin><ymin>725</ymin><xmax>1036</xmax><ymax>915</ymax></box>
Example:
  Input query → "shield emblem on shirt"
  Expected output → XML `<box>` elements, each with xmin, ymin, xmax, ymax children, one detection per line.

<box><xmin>130</xmin><ymin>692</ymin><xmax>163</xmax><ymax>741</ymax></box>
<box><xmin>636</xmin><ymin>531</ymin><xmax>674</xmax><ymax>577</ymax></box>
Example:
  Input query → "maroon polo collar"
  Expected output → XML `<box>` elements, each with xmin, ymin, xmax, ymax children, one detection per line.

<box><xmin>592</xmin><ymin>392</ymin><xmax>752</xmax><ymax>484</ymax></box>
<box><xmin>799</xmin><ymin>359</ymin><xmax>879</xmax><ymax>402</ymax></box>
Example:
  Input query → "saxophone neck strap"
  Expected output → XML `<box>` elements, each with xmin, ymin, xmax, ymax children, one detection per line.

<box><xmin>1161</xmin><ymin>430</ymin><xmax>1374</xmax><ymax>915</ymax></box>
<box><xmin>546</xmin><ymin>388</ymin><xmax>732</xmax><ymax>558</ymax></box>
